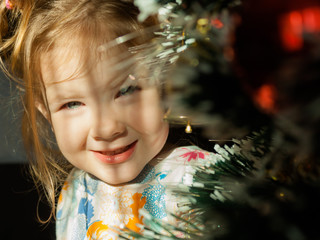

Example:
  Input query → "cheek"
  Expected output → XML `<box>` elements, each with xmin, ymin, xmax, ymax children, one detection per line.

<box><xmin>129</xmin><ymin>90</ymin><xmax>166</xmax><ymax>133</ymax></box>
<box><xmin>129</xmin><ymin>106</ymin><xmax>166</xmax><ymax>134</ymax></box>
<box><xmin>52</xmin><ymin>116</ymin><xmax>87</xmax><ymax>154</ymax></box>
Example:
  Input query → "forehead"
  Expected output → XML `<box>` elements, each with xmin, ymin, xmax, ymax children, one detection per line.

<box><xmin>38</xmin><ymin>15</ymin><xmax>154</xmax><ymax>86</ymax></box>
<box><xmin>40</xmin><ymin>42</ymin><xmax>83</xmax><ymax>85</ymax></box>
<box><xmin>40</xmin><ymin>36</ymin><xmax>129</xmax><ymax>86</ymax></box>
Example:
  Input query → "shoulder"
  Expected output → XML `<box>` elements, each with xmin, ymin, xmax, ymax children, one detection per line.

<box><xmin>57</xmin><ymin>168</ymin><xmax>100</xmax><ymax>212</ymax></box>
<box><xmin>150</xmin><ymin>145</ymin><xmax>214</xmax><ymax>184</ymax></box>
<box><xmin>164</xmin><ymin>145</ymin><xmax>214</xmax><ymax>165</ymax></box>
<box><xmin>57</xmin><ymin>169</ymin><xmax>97</xmax><ymax>201</ymax></box>
<box><xmin>56</xmin><ymin>168</ymin><xmax>100</xmax><ymax>239</ymax></box>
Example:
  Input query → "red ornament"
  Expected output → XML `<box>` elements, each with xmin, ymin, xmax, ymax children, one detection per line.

<box><xmin>279</xmin><ymin>7</ymin><xmax>320</xmax><ymax>51</ymax></box>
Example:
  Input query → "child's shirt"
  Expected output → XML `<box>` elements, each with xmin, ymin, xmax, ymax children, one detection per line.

<box><xmin>56</xmin><ymin>145</ymin><xmax>214</xmax><ymax>240</ymax></box>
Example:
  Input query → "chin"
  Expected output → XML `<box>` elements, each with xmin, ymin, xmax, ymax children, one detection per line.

<box><xmin>99</xmin><ymin>171</ymin><xmax>140</xmax><ymax>186</ymax></box>
<box><xmin>103</xmin><ymin>178</ymin><xmax>132</xmax><ymax>186</ymax></box>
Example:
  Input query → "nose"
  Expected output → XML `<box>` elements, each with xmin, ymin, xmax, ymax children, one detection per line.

<box><xmin>90</xmin><ymin>109</ymin><xmax>126</xmax><ymax>141</ymax></box>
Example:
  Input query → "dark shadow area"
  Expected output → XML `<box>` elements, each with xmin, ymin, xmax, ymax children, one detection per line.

<box><xmin>0</xmin><ymin>164</ymin><xmax>55</xmax><ymax>239</ymax></box>
<box><xmin>0</xmin><ymin>71</ymin><xmax>26</xmax><ymax>164</ymax></box>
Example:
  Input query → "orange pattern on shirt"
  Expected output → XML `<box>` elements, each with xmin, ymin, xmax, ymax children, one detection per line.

<box><xmin>86</xmin><ymin>221</ymin><xmax>110</xmax><ymax>240</ymax></box>
<box><xmin>126</xmin><ymin>192</ymin><xmax>146</xmax><ymax>233</ymax></box>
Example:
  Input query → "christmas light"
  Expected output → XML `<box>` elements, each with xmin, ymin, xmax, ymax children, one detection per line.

<box><xmin>185</xmin><ymin>121</ymin><xmax>192</xmax><ymax>133</ymax></box>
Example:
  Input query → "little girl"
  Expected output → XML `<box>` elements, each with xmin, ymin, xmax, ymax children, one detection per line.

<box><xmin>0</xmin><ymin>0</ymin><xmax>214</xmax><ymax>239</ymax></box>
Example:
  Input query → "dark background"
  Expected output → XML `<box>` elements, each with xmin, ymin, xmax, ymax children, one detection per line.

<box><xmin>0</xmin><ymin>72</ymin><xmax>55</xmax><ymax>239</ymax></box>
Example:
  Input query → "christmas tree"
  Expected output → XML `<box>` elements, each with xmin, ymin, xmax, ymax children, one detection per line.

<box><xmin>120</xmin><ymin>0</ymin><xmax>320</xmax><ymax>239</ymax></box>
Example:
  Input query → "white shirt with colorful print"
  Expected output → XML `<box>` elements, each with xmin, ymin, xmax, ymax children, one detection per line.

<box><xmin>56</xmin><ymin>146</ymin><xmax>214</xmax><ymax>240</ymax></box>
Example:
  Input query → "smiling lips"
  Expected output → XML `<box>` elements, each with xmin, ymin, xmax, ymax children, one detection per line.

<box><xmin>93</xmin><ymin>141</ymin><xmax>137</xmax><ymax>164</ymax></box>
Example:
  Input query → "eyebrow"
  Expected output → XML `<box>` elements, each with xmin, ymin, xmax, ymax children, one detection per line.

<box><xmin>98</xmin><ymin>47</ymin><xmax>138</xmax><ymax>88</ymax></box>
<box><xmin>46</xmin><ymin>88</ymin><xmax>85</xmax><ymax>103</ymax></box>
<box><xmin>44</xmin><ymin>52</ymin><xmax>139</xmax><ymax>93</ymax></box>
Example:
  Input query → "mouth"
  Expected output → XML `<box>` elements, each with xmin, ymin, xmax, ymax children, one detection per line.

<box><xmin>93</xmin><ymin>141</ymin><xmax>137</xmax><ymax>164</ymax></box>
<box><xmin>100</xmin><ymin>142</ymin><xmax>136</xmax><ymax>156</ymax></box>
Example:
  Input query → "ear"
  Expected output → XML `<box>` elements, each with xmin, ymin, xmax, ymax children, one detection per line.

<box><xmin>35</xmin><ymin>101</ymin><xmax>50</xmax><ymax>121</ymax></box>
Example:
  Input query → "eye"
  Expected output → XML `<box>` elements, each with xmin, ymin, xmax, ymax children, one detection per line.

<box><xmin>62</xmin><ymin>101</ymin><xmax>83</xmax><ymax>110</ymax></box>
<box><xmin>116</xmin><ymin>85</ymin><xmax>141</xmax><ymax>98</ymax></box>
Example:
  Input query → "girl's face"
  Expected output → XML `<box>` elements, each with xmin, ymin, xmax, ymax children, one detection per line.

<box><xmin>40</xmin><ymin>44</ymin><xmax>169</xmax><ymax>185</ymax></box>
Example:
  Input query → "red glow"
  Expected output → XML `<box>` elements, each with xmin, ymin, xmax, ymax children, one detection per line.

<box><xmin>211</xmin><ymin>18</ymin><xmax>224</xmax><ymax>29</ymax></box>
<box><xmin>279</xmin><ymin>7</ymin><xmax>320</xmax><ymax>51</ymax></box>
<box><xmin>254</xmin><ymin>84</ymin><xmax>276</xmax><ymax>114</ymax></box>
<box><xmin>280</xmin><ymin>11</ymin><xmax>303</xmax><ymax>51</ymax></box>
<box><xmin>303</xmin><ymin>8</ymin><xmax>320</xmax><ymax>32</ymax></box>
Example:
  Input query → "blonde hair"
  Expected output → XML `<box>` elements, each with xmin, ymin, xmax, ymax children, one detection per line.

<box><xmin>0</xmin><ymin>0</ymin><xmax>158</xmax><ymax>222</ymax></box>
